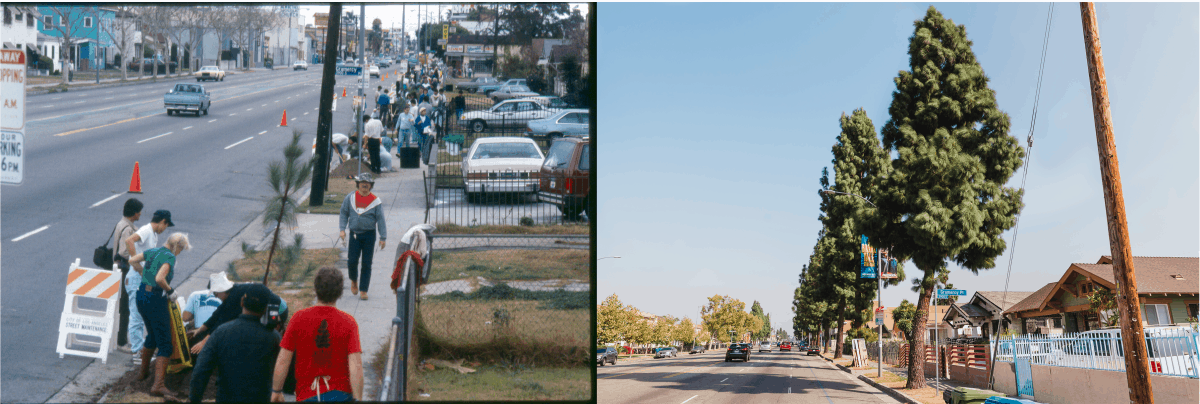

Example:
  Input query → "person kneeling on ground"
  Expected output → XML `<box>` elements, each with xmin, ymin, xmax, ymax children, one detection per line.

<box><xmin>189</xmin><ymin>283</ymin><xmax>281</xmax><ymax>403</ymax></box>
<box><xmin>182</xmin><ymin>272</ymin><xmax>232</xmax><ymax>350</ymax></box>
<box><xmin>272</xmin><ymin>267</ymin><xmax>363</xmax><ymax>402</ymax></box>
<box><xmin>188</xmin><ymin>279</ymin><xmax>288</xmax><ymax>355</ymax></box>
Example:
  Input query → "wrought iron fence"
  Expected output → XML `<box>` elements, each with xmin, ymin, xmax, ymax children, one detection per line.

<box><xmin>992</xmin><ymin>329</ymin><xmax>1200</xmax><ymax>379</ymax></box>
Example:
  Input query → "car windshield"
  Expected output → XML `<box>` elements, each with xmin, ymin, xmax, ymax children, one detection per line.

<box><xmin>596</xmin><ymin>348</ymin><xmax>608</xmax><ymax>354</ymax></box>
<box><xmin>543</xmin><ymin>141</ymin><xmax>575</xmax><ymax>168</ymax></box>
<box><xmin>200</xmin><ymin>67</ymin><xmax>217</xmax><ymax>71</ymax></box>
<box><xmin>471</xmin><ymin>143</ymin><xmax>542</xmax><ymax>160</ymax></box>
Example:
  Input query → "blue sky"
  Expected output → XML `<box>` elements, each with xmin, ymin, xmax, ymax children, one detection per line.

<box><xmin>597</xmin><ymin>2</ymin><xmax>1199</xmax><ymax>333</ymax></box>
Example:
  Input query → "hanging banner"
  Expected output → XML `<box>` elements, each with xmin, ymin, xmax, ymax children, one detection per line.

<box><xmin>860</xmin><ymin>235</ymin><xmax>876</xmax><ymax>279</ymax></box>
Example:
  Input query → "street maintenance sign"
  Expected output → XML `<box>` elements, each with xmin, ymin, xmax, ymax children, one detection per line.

<box><xmin>937</xmin><ymin>289</ymin><xmax>967</xmax><ymax>299</ymax></box>
<box><xmin>57</xmin><ymin>259</ymin><xmax>121</xmax><ymax>364</ymax></box>
<box><xmin>1</xmin><ymin>49</ymin><xmax>26</xmax><ymax>185</ymax></box>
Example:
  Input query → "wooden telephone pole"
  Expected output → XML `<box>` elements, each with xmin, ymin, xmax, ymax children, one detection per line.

<box><xmin>1079</xmin><ymin>3</ymin><xmax>1154</xmax><ymax>403</ymax></box>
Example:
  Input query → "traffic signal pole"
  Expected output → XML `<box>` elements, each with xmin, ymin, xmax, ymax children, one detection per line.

<box><xmin>1080</xmin><ymin>3</ymin><xmax>1153</xmax><ymax>403</ymax></box>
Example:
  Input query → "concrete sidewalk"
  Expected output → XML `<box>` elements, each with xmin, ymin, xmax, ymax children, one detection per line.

<box><xmin>49</xmin><ymin>150</ymin><xmax>429</xmax><ymax>403</ymax></box>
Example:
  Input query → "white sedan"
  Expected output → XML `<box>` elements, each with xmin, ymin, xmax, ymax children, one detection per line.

<box><xmin>462</xmin><ymin>137</ymin><xmax>545</xmax><ymax>204</ymax></box>
<box><xmin>195</xmin><ymin>65</ymin><xmax>225</xmax><ymax>81</ymax></box>
<box><xmin>368</xmin><ymin>64</ymin><xmax>380</xmax><ymax>78</ymax></box>
<box><xmin>460</xmin><ymin>99</ymin><xmax>556</xmax><ymax>133</ymax></box>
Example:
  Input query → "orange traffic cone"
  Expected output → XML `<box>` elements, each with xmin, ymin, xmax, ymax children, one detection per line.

<box><xmin>128</xmin><ymin>162</ymin><xmax>143</xmax><ymax>194</ymax></box>
<box><xmin>280</xmin><ymin>110</ymin><xmax>288</xmax><ymax>126</ymax></box>
<box><xmin>342</xmin><ymin>88</ymin><xmax>347</xmax><ymax>98</ymax></box>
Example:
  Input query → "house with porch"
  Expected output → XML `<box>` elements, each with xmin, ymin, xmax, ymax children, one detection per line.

<box><xmin>2</xmin><ymin>6</ymin><xmax>41</xmax><ymax>58</ymax></box>
<box><xmin>36</xmin><ymin>6</ymin><xmax>114</xmax><ymax>71</ymax></box>
<box><xmin>942</xmin><ymin>290</ymin><xmax>1035</xmax><ymax>340</ymax></box>
<box><xmin>1005</xmin><ymin>256</ymin><xmax>1199</xmax><ymax>334</ymax></box>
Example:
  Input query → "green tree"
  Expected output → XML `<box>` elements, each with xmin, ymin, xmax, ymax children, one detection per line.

<box><xmin>702</xmin><ymin>295</ymin><xmax>760</xmax><ymax>344</ymax></box>
<box><xmin>750</xmin><ymin>301</ymin><xmax>771</xmax><ymax>341</ymax></box>
<box><xmin>864</xmin><ymin>7</ymin><xmax>1024</xmax><ymax>389</ymax></box>
<box><xmin>261</xmin><ymin>130</ymin><xmax>314</xmax><ymax>283</ymax></box>
<box><xmin>892</xmin><ymin>299</ymin><xmax>917</xmax><ymax>342</ymax></box>
<box><xmin>674</xmin><ymin>317</ymin><xmax>697</xmax><ymax>348</ymax></box>
<box><xmin>598</xmin><ymin>294</ymin><xmax>630</xmax><ymax>345</ymax></box>
<box><xmin>625</xmin><ymin>314</ymin><xmax>651</xmax><ymax>354</ymax></box>
<box><xmin>651</xmin><ymin>316</ymin><xmax>677</xmax><ymax>346</ymax></box>
<box><xmin>368</xmin><ymin>18</ymin><xmax>383</xmax><ymax>54</ymax></box>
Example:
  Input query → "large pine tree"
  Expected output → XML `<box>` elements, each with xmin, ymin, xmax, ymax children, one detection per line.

<box><xmin>870</xmin><ymin>7</ymin><xmax>1025</xmax><ymax>389</ymax></box>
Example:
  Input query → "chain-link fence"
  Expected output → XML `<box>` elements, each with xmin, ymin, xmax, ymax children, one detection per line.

<box><xmin>406</xmin><ymin>233</ymin><xmax>589</xmax><ymax>397</ymax></box>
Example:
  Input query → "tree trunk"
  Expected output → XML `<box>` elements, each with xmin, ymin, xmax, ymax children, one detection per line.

<box><xmin>905</xmin><ymin>273</ymin><xmax>936</xmax><ymax>389</ymax></box>
<box><xmin>261</xmin><ymin>182</ymin><xmax>292</xmax><ymax>284</ymax></box>
<box><xmin>834</xmin><ymin>298</ymin><xmax>847</xmax><ymax>359</ymax></box>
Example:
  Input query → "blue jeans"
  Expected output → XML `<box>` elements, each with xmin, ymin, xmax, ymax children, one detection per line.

<box><xmin>302</xmin><ymin>390</ymin><xmax>352</xmax><ymax>402</ymax></box>
<box><xmin>135</xmin><ymin>287</ymin><xmax>173</xmax><ymax>357</ymax></box>
<box><xmin>348</xmin><ymin>231</ymin><xmax>376</xmax><ymax>292</ymax></box>
<box><xmin>125</xmin><ymin>270</ymin><xmax>145</xmax><ymax>351</ymax></box>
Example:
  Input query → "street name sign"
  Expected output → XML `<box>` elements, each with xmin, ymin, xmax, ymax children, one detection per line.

<box><xmin>937</xmin><ymin>289</ymin><xmax>967</xmax><ymax>299</ymax></box>
<box><xmin>1</xmin><ymin>49</ymin><xmax>25</xmax><ymax>185</ymax></box>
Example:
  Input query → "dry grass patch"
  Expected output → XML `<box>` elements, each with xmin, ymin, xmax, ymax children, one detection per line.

<box><xmin>433</xmin><ymin>223</ymin><xmax>589</xmax><ymax>235</ymax></box>
<box><xmin>427</xmin><ymin>249</ymin><xmax>588</xmax><ymax>283</ymax></box>
<box><xmin>408</xmin><ymin>366</ymin><xmax>589</xmax><ymax>401</ymax></box>
<box><xmin>228</xmin><ymin>246</ymin><xmax>340</xmax><ymax>313</ymax></box>
<box><xmin>415</xmin><ymin>300</ymin><xmax>588</xmax><ymax>366</ymax></box>
<box><xmin>305</xmin><ymin>175</ymin><xmax>357</xmax><ymax>215</ymax></box>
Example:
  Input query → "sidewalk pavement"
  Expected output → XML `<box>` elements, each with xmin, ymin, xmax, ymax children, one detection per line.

<box><xmin>26</xmin><ymin>67</ymin><xmax>281</xmax><ymax>94</ymax></box>
<box><xmin>49</xmin><ymin>152</ymin><xmax>428</xmax><ymax>403</ymax></box>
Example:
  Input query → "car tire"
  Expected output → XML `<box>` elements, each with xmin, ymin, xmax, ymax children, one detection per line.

<box><xmin>470</xmin><ymin>120</ymin><xmax>487</xmax><ymax>134</ymax></box>
<box><xmin>220</xmin><ymin>76</ymin><xmax>225</xmax><ymax>81</ymax></box>
<box><xmin>725</xmin><ymin>358</ymin><xmax>730</xmax><ymax>362</ymax></box>
<box><xmin>598</xmin><ymin>361</ymin><xmax>604</xmax><ymax>367</ymax></box>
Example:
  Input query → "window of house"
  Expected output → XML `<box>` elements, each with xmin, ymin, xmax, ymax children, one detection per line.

<box><xmin>1052</xmin><ymin>317</ymin><xmax>1062</xmax><ymax>328</ymax></box>
<box><xmin>44</xmin><ymin>15</ymin><xmax>53</xmax><ymax>27</ymax></box>
<box><xmin>84</xmin><ymin>17</ymin><xmax>92</xmax><ymax>28</ymax></box>
<box><xmin>1142</xmin><ymin>304</ymin><xmax>1171</xmax><ymax>326</ymax></box>
<box><xmin>1187</xmin><ymin>304</ymin><xmax>1198</xmax><ymax>321</ymax></box>
<box><xmin>4</xmin><ymin>8</ymin><xmax>11</xmax><ymax>25</ymax></box>
<box><xmin>27</xmin><ymin>14</ymin><xmax>33</xmax><ymax>27</ymax></box>
<box><xmin>16</xmin><ymin>11</ymin><xmax>23</xmax><ymax>21</ymax></box>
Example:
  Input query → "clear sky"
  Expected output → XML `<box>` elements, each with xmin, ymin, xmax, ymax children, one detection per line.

<box><xmin>597</xmin><ymin>2</ymin><xmax>1199</xmax><ymax>334</ymax></box>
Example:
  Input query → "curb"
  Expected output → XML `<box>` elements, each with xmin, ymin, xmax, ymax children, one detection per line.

<box><xmin>820</xmin><ymin>352</ymin><xmax>922</xmax><ymax>404</ymax></box>
<box><xmin>25</xmin><ymin>69</ymin><xmax>269</xmax><ymax>96</ymax></box>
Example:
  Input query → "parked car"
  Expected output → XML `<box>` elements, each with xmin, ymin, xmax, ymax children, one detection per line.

<box><xmin>690</xmin><ymin>345</ymin><xmax>707</xmax><ymax>354</ymax></box>
<box><xmin>597</xmin><ymin>347</ymin><xmax>618</xmax><ymax>366</ymax></box>
<box><xmin>490</xmin><ymin>85</ymin><xmax>540</xmax><ymax>102</ymax></box>
<box><xmin>528</xmin><ymin>95</ymin><xmax>578</xmax><ymax>110</ymax></box>
<box><xmin>456</xmin><ymin>77</ymin><xmax>499</xmax><ymax>93</ymax></box>
<box><xmin>726</xmin><ymin>343</ymin><xmax>751</xmax><ymax>362</ymax></box>
<box><xmin>163</xmin><ymin>83</ymin><xmax>210</xmax><ymax>116</ymax></box>
<box><xmin>368</xmin><ymin>64</ymin><xmax>380</xmax><ymax>78</ymax></box>
<box><xmin>806</xmin><ymin>346</ymin><xmax>820</xmax><ymax>356</ymax></box>
<box><xmin>293</xmin><ymin>60</ymin><xmax>309</xmax><ymax>70</ymax></box>
<box><xmin>502</xmin><ymin>78</ymin><xmax>527</xmax><ymax>87</ymax></box>
<box><xmin>526</xmin><ymin>109</ymin><xmax>589</xmax><ymax>140</ymax></box>
<box><xmin>128</xmin><ymin>58</ymin><xmax>177</xmax><ymax>74</ymax></box>
<box><xmin>462</xmin><ymin>137</ymin><xmax>545</xmax><ymax>204</ymax></box>
<box><xmin>654</xmin><ymin>347</ymin><xmax>678</xmax><ymax>358</ymax></box>
<box><xmin>460</xmin><ymin>99</ymin><xmax>555</xmax><ymax>134</ymax></box>
<box><xmin>780</xmin><ymin>341</ymin><xmax>792</xmax><ymax>352</ymax></box>
<box><xmin>195</xmin><ymin>65</ymin><xmax>225</xmax><ymax>81</ymax></box>
<box><xmin>376</xmin><ymin>59</ymin><xmax>390</xmax><ymax>68</ymax></box>
<box><xmin>758</xmin><ymin>341</ymin><xmax>772</xmax><ymax>353</ymax></box>
<box><xmin>537</xmin><ymin>136</ymin><xmax>590</xmax><ymax>219</ymax></box>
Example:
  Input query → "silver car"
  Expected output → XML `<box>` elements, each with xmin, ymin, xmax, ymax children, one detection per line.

<box><xmin>490</xmin><ymin>85</ymin><xmax>540</xmax><ymax>102</ymax></box>
<box><xmin>526</xmin><ymin>109</ymin><xmax>589</xmax><ymax>139</ymax></box>
<box><xmin>460</xmin><ymin>99</ymin><xmax>555</xmax><ymax>133</ymax></box>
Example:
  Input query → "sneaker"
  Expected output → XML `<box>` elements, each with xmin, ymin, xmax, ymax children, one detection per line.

<box><xmin>132</xmin><ymin>355</ymin><xmax>142</xmax><ymax>366</ymax></box>
<box><xmin>116</xmin><ymin>345</ymin><xmax>135</xmax><ymax>354</ymax></box>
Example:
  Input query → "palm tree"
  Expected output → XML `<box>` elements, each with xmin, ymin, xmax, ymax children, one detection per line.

<box><xmin>261</xmin><ymin>130</ymin><xmax>314</xmax><ymax>283</ymax></box>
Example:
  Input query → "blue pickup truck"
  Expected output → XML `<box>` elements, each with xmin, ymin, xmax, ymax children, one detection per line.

<box><xmin>164</xmin><ymin>83</ymin><xmax>211</xmax><ymax>116</ymax></box>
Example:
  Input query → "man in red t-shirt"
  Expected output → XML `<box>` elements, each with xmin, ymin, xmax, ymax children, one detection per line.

<box><xmin>271</xmin><ymin>267</ymin><xmax>363</xmax><ymax>402</ymax></box>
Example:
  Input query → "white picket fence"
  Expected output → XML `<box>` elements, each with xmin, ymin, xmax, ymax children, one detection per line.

<box><xmin>993</xmin><ymin>327</ymin><xmax>1200</xmax><ymax>378</ymax></box>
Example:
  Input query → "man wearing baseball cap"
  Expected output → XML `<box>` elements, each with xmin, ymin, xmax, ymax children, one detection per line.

<box><xmin>190</xmin><ymin>283</ymin><xmax>282</xmax><ymax>403</ymax></box>
<box><xmin>339</xmin><ymin>173</ymin><xmax>387</xmax><ymax>301</ymax></box>
<box><xmin>188</xmin><ymin>278</ymin><xmax>288</xmax><ymax>355</ymax></box>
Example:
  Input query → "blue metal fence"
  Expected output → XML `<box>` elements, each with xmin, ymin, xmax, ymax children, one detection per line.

<box><xmin>993</xmin><ymin>328</ymin><xmax>1200</xmax><ymax>379</ymax></box>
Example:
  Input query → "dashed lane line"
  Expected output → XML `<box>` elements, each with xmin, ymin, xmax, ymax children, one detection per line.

<box><xmin>224</xmin><ymin>137</ymin><xmax>254</xmax><ymax>150</ymax></box>
<box><xmin>680</xmin><ymin>395</ymin><xmax>698</xmax><ymax>404</ymax></box>
<box><xmin>11</xmin><ymin>225</ymin><xmax>50</xmax><ymax>242</ymax></box>
<box><xmin>208</xmin><ymin>119</ymin><xmax>217</xmax><ymax>123</ymax></box>
<box><xmin>720</xmin><ymin>378</ymin><xmax>728</xmax><ymax>382</ymax></box>
<box><xmin>183</xmin><ymin>126</ymin><xmax>193</xmax><ymax>130</ymax></box>
<box><xmin>258</xmin><ymin>131</ymin><xmax>268</xmax><ymax>135</ymax></box>
<box><xmin>229</xmin><ymin>113</ymin><xmax>237</xmax><ymax>116</ymax></box>
<box><xmin>90</xmin><ymin>193</ymin><xmax>124</xmax><ymax>208</ymax></box>
<box><xmin>137</xmin><ymin>132</ymin><xmax>174</xmax><ymax>144</ymax></box>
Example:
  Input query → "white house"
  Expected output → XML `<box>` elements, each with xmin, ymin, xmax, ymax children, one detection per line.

<box><xmin>266</xmin><ymin>6</ymin><xmax>305</xmax><ymax>66</ymax></box>
<box><xmin>2</xmin><ymin>6</ymin><xmax>42</xmax><ymax>66</ymax></box>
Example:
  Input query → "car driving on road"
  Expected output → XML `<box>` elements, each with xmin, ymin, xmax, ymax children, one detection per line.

<box><xmin>758</xmin><ymin>342</ymin><xmax>772</xmax><ymax>352</ymax></box>
<box><xmin>690</xmin><ymin>345</ymin><xmax>707</xmax><ymax>354</ymax></box>
<box><xmin>726</xmin><ymin>343</ymin><xmax>751</xmax><ymax>362</ymax></box>
<box><xmin>164</xmin><ymin>83</ymin><xmax>211</xmax><ymax>116</ymax></box>
<box><xmin>654</xmin><ymin>347</ymin><xmax>678</xmax><ymax>358</ymax></box>
<box><xmin>597</xmin><ymin>347</ymin><xmax>617</xmax><ymax>366</ymax></box>
<box><xmin>293</xmin><ymin>60</ymin><xmax>308</xmax><ymax>70</ymax></box>
<box><xmin>780</xmin><ymin>341</ymin><xmax>792</xmax><ymax>351</ymax></box>
<box><xmin>806</xmin><ymin>346</ymin><xmax>820</xmax><ymax>356</ymax></box>
<box><xmin>195</xmin><ymin>65</ymin><xmax>225</xmax><ymax>81</ymax></box>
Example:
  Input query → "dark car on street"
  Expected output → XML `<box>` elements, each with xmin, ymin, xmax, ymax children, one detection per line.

<box><xmin>725</xmin><ymin>343</ymin><xmax>751</xmax><ymax>362</ymax></box>
<box><xmin>597</xmin><ymin>347</ymin><xmax>617</xmax><ymax>366</ymax></box>
<box><xmin>806</xmin><ymin>345</ymin><xmax>820</xmax><ymax>356</ymax></box>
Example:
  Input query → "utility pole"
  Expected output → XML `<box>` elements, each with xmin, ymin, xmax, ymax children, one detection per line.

<box><xmin>1079</xmin><ymin>3</ymin><xmax>1154</xmax><ymax>403</ymax></box>
<box><xmin>310</xmin><ymin>3</ymin><xmax>343</xmax><ymax>207</ymax></box>
<box><xmin>356</xmin><ymin>4</ymin><xmax>366</xmax><ymax>178</ymax></box>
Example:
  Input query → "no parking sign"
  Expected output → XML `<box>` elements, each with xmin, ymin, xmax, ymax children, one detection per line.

<box><xmin>1</xmin><ymin>49</ymin><xmax>25</xmax><ymax>185</ymax></box>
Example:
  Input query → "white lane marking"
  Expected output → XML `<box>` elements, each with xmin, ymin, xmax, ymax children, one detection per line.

<box><xmin>90</xmin><ymin>193</ymin><xmax>124</xmax><ymax>208</ymax></box>
<box><xmin>74</xmin><ymin>100</ymin><xmax>85</xmax><ymax>104</ymax></box>
<box><xmin>43</xmin><ymin>105</ymin><xmax>54</xmax><ymax>108</ymax></box>
<box><xmin>291</xmin><ymin>118</ymin><xmax>296</xmax><ymax>120</ymax></box>
<box><xmin>314</xmin><ymin>107</ymin><xmax>318</xmax><ymax>110</ymax></box>
<box><xmin>12</xmin><ymin>225</ymin><xmax>50</xmax><ymax>242</ymax></box>
<box><xmin>229</xmin><ymin>113</ymin><xmax>237</xmax><ymax>116</ymax></box>
<box><xmin>52</xmin><ymin>97</ymin><xmax>61</xmax><ymax>99</ymax></box>
<box><xmin>183</xmin><ymin>126</ymin><xmax>193</xmax><ymax>130</ymax></box>
<box><xmin>262</xmin><ymin>104</ymin><xmax>268</xmax><ymax>107</ymax></box>
<box><xmin>274</xmin><ymin>100</ymin><xmax>279</xmax><ymax>103</ymax></box>
<box><xmin>303</xmin><ymin>112</ymin><xmax>308</xmax><ymax>115</ymax></box>
<box><xmin>208</xmin><ymin>119</ymin><xmax>217</xmax><ymax>123</ymax></box>
<box><xmin>720</xmin><ymin>378</ymin><xmax>728</xmax><ymax>382</ymax></box>
<box><xmin>258</xmin><ymin>130</ymin><xmax>268</xmax><ymax>135</ymax></box>
<box><xmin>224</xmin><ymin>137</ymin><xmax>254</xmax><ymax>149</ymax></box>
<box><xmin>789</xmin><ymin>387</ymin><xmax>792</xmax><ymax>394</ymax></box>
<box><xmin>246</xmin><ymin>108</ymin><xmax>253</xmax><ymax>111</ymax></box>
<box><xmin>680</xmin><ymin>395</ymin><xmax>698</xmax><ymax>404</ymax></box>
<box><xmin>103</xmin><ymin>97</ymin><xmax>114</xmax><ymax>100</ymax></box>
<box><xmin>137</xmin><ymin>132</ymin><xmax>174</xmax><ymax>143</ymax></box>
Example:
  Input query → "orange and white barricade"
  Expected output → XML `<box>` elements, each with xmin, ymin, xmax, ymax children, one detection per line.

<box><xmin>56</xmin><ymin>258</ymin><xmax>122</xmax><ymax>363</ymax></box>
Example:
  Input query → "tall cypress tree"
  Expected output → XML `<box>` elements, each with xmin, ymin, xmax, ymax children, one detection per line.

<box><xmin>870</xmin><ymin>7</ymin><xmax>1025</xmax><ymax>389</ymax></box>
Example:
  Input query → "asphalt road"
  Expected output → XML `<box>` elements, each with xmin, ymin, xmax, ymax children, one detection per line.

<box><xmin>1</xmin><ymin>64</ymin><xmax>407</xmax><ymax>403</ymax></box>
<box><xmin>598</xmin><ymin>350</ymin><xmax>899</xmax><ymax>404</ymax></box>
